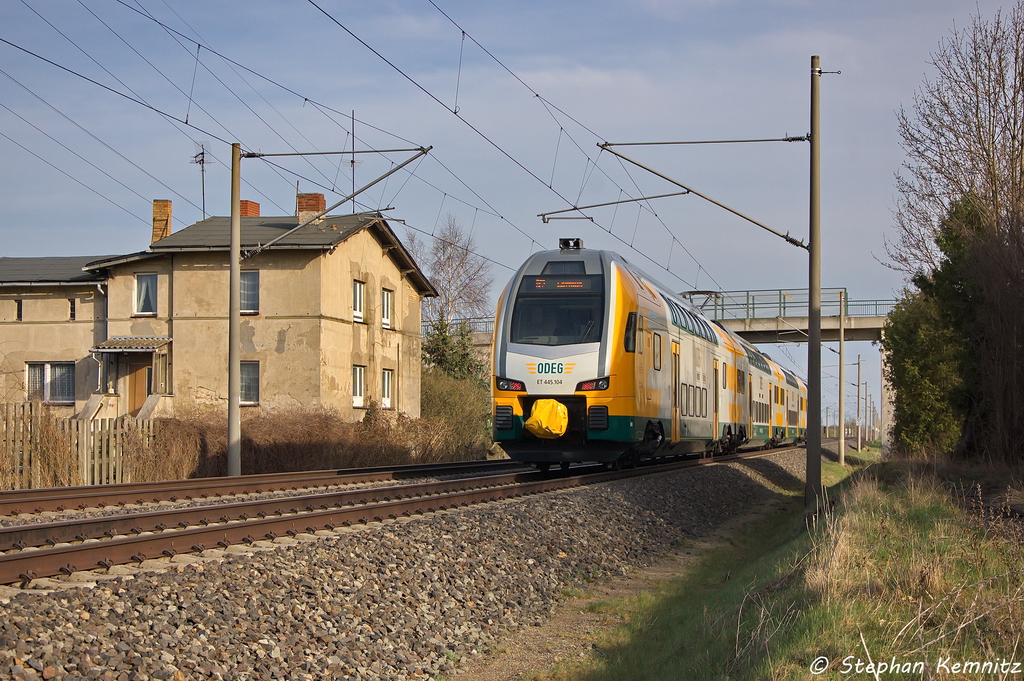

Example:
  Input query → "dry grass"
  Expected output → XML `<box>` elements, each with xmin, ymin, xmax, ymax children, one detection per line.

<box><xmin>0</xmin><ymin>404</ymin><xmax>81</xmax><ymax>489</ymax></box>
<box><xmin>791</xmin><ymin>461</ymin><xmax>1024</xmax><ymax>674</ymax></box>
<box><xmin>119</xmin><ymin>397</ymin><xmax>493</xmax><ymax>481</ymax></box>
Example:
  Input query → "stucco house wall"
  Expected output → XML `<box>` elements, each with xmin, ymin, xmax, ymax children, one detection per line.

<box><xmin>0</xmin><ymin>198</ymin><xmax>434</xmax><ymax>420</ymax></box>
<box><xmin>0</xmin><ymin>259</ymin><xmax>108</xmax><ymax>414</ymax></box>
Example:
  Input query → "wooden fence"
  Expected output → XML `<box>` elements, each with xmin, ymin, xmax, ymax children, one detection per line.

<box><xmin>1</xmin><ymin>402</ymin><xmax>156</xmax><ymax>490</ymax></box>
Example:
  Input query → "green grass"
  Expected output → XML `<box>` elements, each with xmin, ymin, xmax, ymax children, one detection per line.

<box><xmin>531</xmin><ymin>451</ymin><xmax>1024</xmax><ymax>680</ymax></box>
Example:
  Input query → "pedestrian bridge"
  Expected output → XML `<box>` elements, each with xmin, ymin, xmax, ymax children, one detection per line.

<box><xmin>683</xmin><ymin>288</ymin><xmax>895</xmax><ymax>344</ymax></box>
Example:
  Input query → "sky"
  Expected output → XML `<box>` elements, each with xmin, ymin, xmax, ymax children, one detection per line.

<box><xmin>0</xmin><ymin>0</ymin><xmax>1006</xmax><ymax>422</ymax></box>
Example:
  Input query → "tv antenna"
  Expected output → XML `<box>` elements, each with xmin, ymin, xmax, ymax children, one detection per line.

<box><xmin>191</xmin><ymin>141</ymin><xmax>213</xmax><ymax>219</ymax></box>
<box><xmin>349</xmin><ymin>112</ymin><xmax>361</xmax><ymax>213</ymax></box>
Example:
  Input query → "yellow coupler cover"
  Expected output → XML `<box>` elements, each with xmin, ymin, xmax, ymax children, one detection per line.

<box><xmin>524</xmin><ymin>399</ymin><xmax>568</xmax><ymax>439</ymax></box>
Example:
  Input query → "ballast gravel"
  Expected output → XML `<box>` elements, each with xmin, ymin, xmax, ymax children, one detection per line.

<box><xmin>0</xmin><ymin>450</ymin><xmax>808</xmax><ymax>680</ymax></box>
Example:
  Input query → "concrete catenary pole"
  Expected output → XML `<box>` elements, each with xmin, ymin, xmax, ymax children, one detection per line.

<box><xmin>228</xmin><ymin>143</ymin><xmax>241</xmax><ymax>477</ymax></box>
<box><xmin>806</xmin><ymin>55</ymin><xmax>823</xmax><ymax>511</ymax></box>
<box><xmin>856</xmin><ymin>355</ymin><xmax>862</xmax><ymax>451</ymax></box>
<box><xmin>864</xmin><ymin>381</ymin><xmax>870</xmax><ymax>443</ymax></box>
<box><xmin>838</xmin><ymin>289</ymin><xmax>845</xmax><ymax>465</ymax></box>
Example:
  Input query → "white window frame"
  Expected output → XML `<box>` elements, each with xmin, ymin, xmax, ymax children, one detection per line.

<box><xmin>134</xmin><ymin>273</ymin><xmax>158</xmax><ymax>316</ymax></box>
<box><xmin>381</xmin><ymin>288</ymin><xmax>393</xmax><ymax>329</ymax></box>
<box><xmin>352</xmin><ymin>365</ymin><xmax>365</xmax><ymax>408</ymax></box>
<box><xmin>240</xmin><ymin>271</ymin><xmax>260</xmax><ymax>314</ymax></box>
<box><xmin>240</xmin><ymin>361</ymin><xmax>260</xmax><ymax>405</ymax></box>
<box><xmin>27</xmin><ymin>362</ymin><xmax>75</xmax><ymax>404</ymax></box>
<box><xmin>381</xmin><ymin>368</ymin><xmax>393</xmax><ymax>409</ymax></box>
<box><xmin>353</xmin><ymin>280</ymin><xmax>365</xmax><ymax>323</ymax></box>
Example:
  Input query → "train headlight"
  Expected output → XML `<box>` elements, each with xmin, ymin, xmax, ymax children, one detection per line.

<box><xmin>496</xmin><ymin>378</ymin><xmax>525</xmax><ymax>392</ymax></box>
<box><xmin>576</xmin><ymin>377</ymin><xmax>610</xmax><ymax>391</ymax></box>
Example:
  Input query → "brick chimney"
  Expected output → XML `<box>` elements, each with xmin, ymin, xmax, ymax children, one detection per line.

<box><xmin>240</xmin><ymin>200</ymin><xmax>260</xmax><ymax>217</ymax></box>
<box><xmin>151</xmin><ymin>200</ymin><xmax>172</xmax><ymax>243</ymax></box>
<box><xmin>297</xmin><ymin>192</ymin><xmax>326</xmax><ymax>225</ymax></box>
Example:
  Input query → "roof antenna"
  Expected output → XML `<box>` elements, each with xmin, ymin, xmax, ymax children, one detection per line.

<box><xmin>350</xmin><ymin>111</ymin><xmax>361</xmax><ymax>214</ymax></box>
<box><xmin>191</xmin><ymin>141</ymin><xmax>212</xmax><ymax>219</ymax></box>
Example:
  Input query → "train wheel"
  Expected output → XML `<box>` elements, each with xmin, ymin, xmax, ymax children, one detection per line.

<box><xmin>560</xmin><ymin>462</ymin><xmax>571</xmax><ymax>472</ymax></box>
<box><xmin>536</xmin><ymin>462</ymin><xmax>550</xmax><ymax>472</ymax></box>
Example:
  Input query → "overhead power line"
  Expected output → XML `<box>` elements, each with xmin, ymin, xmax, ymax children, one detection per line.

<box><xmin>0</xmin><ymin>36</ymin><xmax>232</xmax><ymax>145</ymax></box>
<box><xmin>309</xmin><ymin>0</ymin><xmax>715</xmax><ymax>292</ymax></box>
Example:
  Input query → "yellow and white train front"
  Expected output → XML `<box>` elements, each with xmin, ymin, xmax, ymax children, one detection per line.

<box><xmin>492</xmin><ymin>242</ymin><xmax>630</xmax><ymax>463</ymax></box>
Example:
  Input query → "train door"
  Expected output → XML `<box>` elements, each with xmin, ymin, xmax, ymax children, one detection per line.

<box><xmin>712</xmin><ymin>359</ymin><xmax>720</xmax><ymax>438</ymax></box>
<box><xmin>671</xmin><ymin>341</ymin><xmax>680</xmax><ymax>442</ymax></box>
<box><xmin>748</xmin><ymin>374</ymin><xmax>754</xmax><ymax>442</ymax></box>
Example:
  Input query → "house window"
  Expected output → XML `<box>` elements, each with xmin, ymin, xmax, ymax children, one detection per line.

<box><xmin>241</xmin><ymin>271</ymin><xmax>260</xmax><ymax>314</ymax></box>
<box><xmin>16</xmin><ymin>299</ymin><xmax>23</xmax><ymax>321</ymax></box>
<box><xmin>381</xmin><ymin>289</ymin><xmax>393</xmax><ymax>329</ymax></box>
<box><xmin>27</xmin><ymin>362</ymin><xmax>75</xmax><ymax>404</ymax></box>
<box><xmin>353</xmin><ymin>280</ymin><xmax>365</xmax><ymax>322</ymax></box>
<box><xmin>69</xmin><ymin>299</ymin><xmax>76</xmax><ymax>321</ymax></box>
<box><xmin>352</xmin><ymin>365</ymin><xmax>365</xmax><ymax>408</ymax></box>
<box><xmin>135</xmin><ymin>273</ymin><xmax>157</xmax><ymax>316</ymax></box>
<box><xmin>381</xmin><ymin>369</ymin><xmax>393</xmax><ymax>409</ymax></box>
<box><xmin>240</xmin><ymin>361</ymin><xmax>260</xmax><ymax>405</ymax></box>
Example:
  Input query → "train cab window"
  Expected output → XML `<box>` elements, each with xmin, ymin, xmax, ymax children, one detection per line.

<box><xmin>510</xmin><ymin>274</ymin><xmax>604</xmax><ymax>346</ymax></box>
<box><xmin>653</xmin><ymin>333</ymin><xmax>662</xmax><ymax>370</ymax></box>
<box><xmin>624</xmin><ymin>312</ymin><xmax>638</xmax><ymax>353</ymax></box>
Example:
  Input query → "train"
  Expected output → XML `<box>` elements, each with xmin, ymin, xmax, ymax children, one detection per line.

<box><xmin>491</xmin><ymin>238</ymin><xmax>807</xmax><ymax>469</ymax></box>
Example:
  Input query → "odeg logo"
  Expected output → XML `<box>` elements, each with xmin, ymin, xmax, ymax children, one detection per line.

<box><xmin>536</xmin><ymin>362</ymin><xmax>565</xmax><ymax>374</ymax></box>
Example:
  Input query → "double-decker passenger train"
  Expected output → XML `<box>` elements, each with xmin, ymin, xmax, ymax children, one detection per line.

<box><xmin>491</xmin><ymin>238</ymin><xmax>807</xmax><ymax>469</ymax></box>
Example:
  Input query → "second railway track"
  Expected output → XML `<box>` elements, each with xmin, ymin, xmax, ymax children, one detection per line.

<box><xmin>1</xmin><ymin>447</ymin><xmax>803</xmax><ymax>588</ymax></box>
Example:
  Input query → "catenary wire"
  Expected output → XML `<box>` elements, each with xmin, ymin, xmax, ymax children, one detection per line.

<box><xmin>424</xmin><ymin>0</ymin><xmax>725</xmax><ymax>291</ymax></box>
<box><xmin>308</xmin><ymin>1</ymin><xmax>704</xmax><ymax>292</ymax></box>
<box><xmin>0</xmin><ymin>129</ymin><xmax>148</xmax><ymax>226</ymax></box>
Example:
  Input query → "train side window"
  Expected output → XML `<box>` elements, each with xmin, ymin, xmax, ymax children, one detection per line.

<box><xmin>624</xmin><ymin>312</ymin><xmax>638</xmax><ymax>353</ymax></box>
<box><xmin>653</xmin><ymin>333</ymin><xmax>662</xmax><ymax>370</ymax></box>
<box><xmin>684</xmin><ymin>384</ymin><xmax>690</xmax><ymax>415</ymax></box>
<box><xmin>703</xmin><ymin>388</ymin><xmax>708</xmax><ymax>417</ymax></box>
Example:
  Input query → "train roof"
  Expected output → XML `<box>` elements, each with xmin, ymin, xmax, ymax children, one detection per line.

<box><xmin>515</xmin><ymin>242</ymin><xmax>807</xmax><ymax>387</ymax></box>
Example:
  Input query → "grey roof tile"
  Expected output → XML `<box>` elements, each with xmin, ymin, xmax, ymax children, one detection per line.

<box><xmin>150</xmin><ymin>214</ymin><xmax>368</xmax><ymax>250</ymax></box>
<box><xmin>0</xmin><ymin>256</ymin><xmax>112</xmax><ymax>284</ymax></box>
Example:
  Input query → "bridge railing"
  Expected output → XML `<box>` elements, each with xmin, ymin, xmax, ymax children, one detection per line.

<box><xmin>421</xmin><ymin>316</ymin><xmax>495</xmax><ymax>336</ymax></box>
<box><xmin>684</xmin><ymin>289</ymin><xmax>896</xmax><ymax>321</ymax></box>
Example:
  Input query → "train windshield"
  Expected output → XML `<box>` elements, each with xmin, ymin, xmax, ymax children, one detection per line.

<box><xmin>510</xmin><ymin>274</ymin><xmax>604</xmax><ymax>346</ymax></box>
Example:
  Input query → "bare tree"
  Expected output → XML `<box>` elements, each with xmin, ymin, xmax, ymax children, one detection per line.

<box><xmin>888</xmin><ymin>2</ymin><xmax>1024</xmax><ymax>277</ymax></box>
<box><xmin>413</xmin><ymin>215</ymin><xmax>493</xmax><ymax>325</ymax></box>
<box><xmin>406</xmin><ymin>216</ymin><xmax>493</xmax><ymax>381</ymax></box>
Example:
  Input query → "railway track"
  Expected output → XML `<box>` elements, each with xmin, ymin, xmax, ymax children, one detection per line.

<box><xmin>1</xmin><ymin>447</ymin><xmax>802</xmax><ymax>588</ymax></box>
<box><xmin>0</xmin><ymin>458</ymin><xmax>523</xmax><ymax>517</ymax></box>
